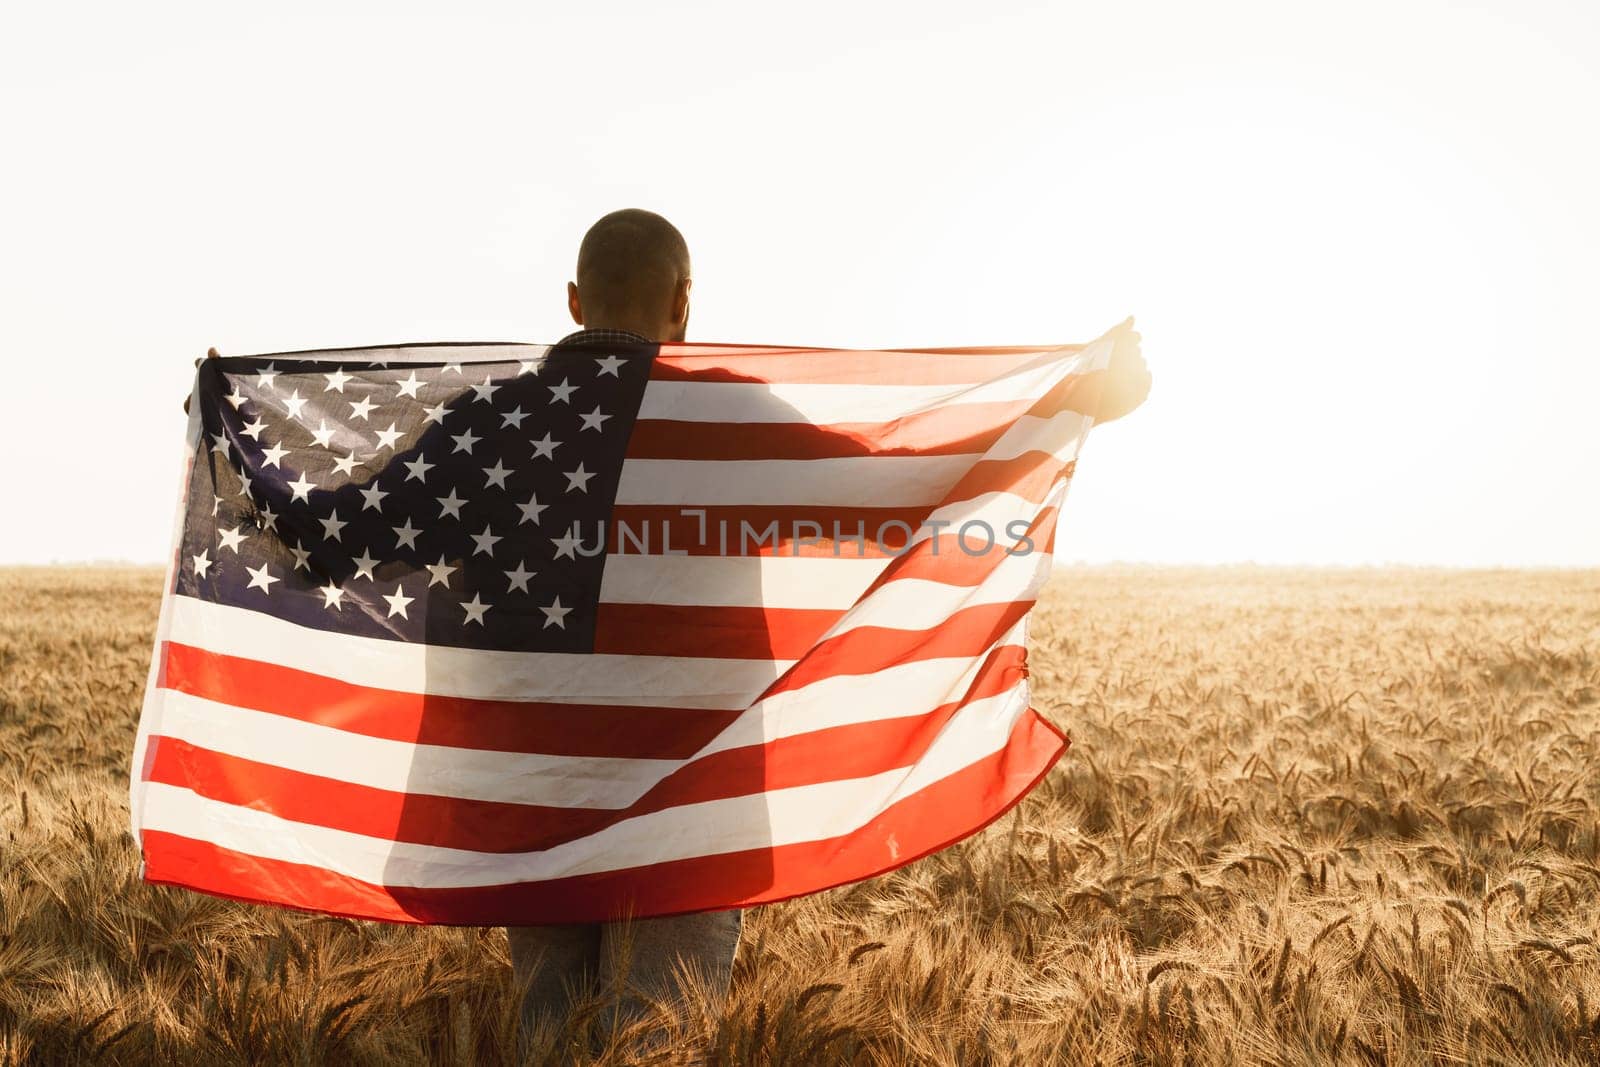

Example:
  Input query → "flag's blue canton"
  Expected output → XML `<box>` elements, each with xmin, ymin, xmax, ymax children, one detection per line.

<box><xmin>173</xmin><ymin>344</ymin><xmax>657</xmax><ymax>653</ymax></box>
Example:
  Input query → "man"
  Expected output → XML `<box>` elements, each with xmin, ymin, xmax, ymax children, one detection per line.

<box><xmin>505</xmin><ymin>209</ymin><xmax>747</xmax><ymax>1051</ymax></box>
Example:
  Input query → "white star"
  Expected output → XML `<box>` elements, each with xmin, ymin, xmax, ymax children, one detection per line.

<box><xmin>530</xmin><ymin>433</ymin><xmax>559</xmax><ymax>460</ymax></box>
<box><xmin>191</xmin><ymin>550</ymin><xmax>213</xmax><ymax>579</ymax></box>
<box><xmin>359</xmin><ymin>483</ymin><xmax>388</xmax><ymax>511</ymax></box>
<box><xmin>422</xmin><ymin>401</ymin><xmax>450</xmax><ymax>425</ymax></box>
<box><xmin>259</xmin><ymin>441</ymin><xmax>289</xmax><ymax>468</ymax></box>
<box><xmin>374</xmin><ymin>423</ymin><xmax>404</xmax><ymax>450</ymax></box>
<box><xmin>550</xmin><ymin>528</ymin><xmax>581</xmax><ymax>560</ymax></box>
<box><xmin>518</xmin><ymin>358</ymin><xmax>543</xmax><ymax>375</ymax></box>
<box><xmin>319</xmin><ymin>509</ymin><xmax>347</xmax><ymax>542</ymax></box>
<box><xmin>470</xmin><ymin>375</ymin><xmax>499</xmax><ymax>403</ymax></box>
<box><xmin>392</xmin><ymin>518</ymin><xmax>422</xmax><ymax>550</ymax></box>
<box><xmin>210</xmin><ymin>434</ymin><xmax>230</xmax><ymax>457</ymax></box>
<box><xmin>482</xmin><ymin>460</ymin><xmax>512</xmax><ymax>489</ymax></box>
<box><xmin>237</xmin><ymin>472</ymin><xmax>253</xmax><ymax>498</ymax></box>
<box><xmin>426</xmin><ymin>555</ymin><xmax>457</xmax><ymax>588</ymax></box>
<box><xmin>256</xmin><ymin>504</ymin><xmax>279</xmax><ymax>531</ymax></box>
<box><xmin>310</xmin><ymin>421</ymin><xmax>336</xmax><ymax>448</ymax></box>
<box><xmin>441</xmin><ymin>362</ymin><xmax>463</xmax><ymax>375</ymax></box>
<box><xmin>324</xmin><ymin>368</ymin><xmax>352</xmax><ymax>393</ymax></box>
<box><xmin>332</xmin><ymin>452</ymin><xmax>360</xmax><ymax>476</ymax></box>
<box><xmin>470</xmin><ymin>524</ymin><xmax>501</xmax><ymax>556</ymax></box>
<box><xmin>217</xmin><ymin>525</ymin><xmax>247</xmax><ymax>553</ymax></box>
<box><xmin>225</xmin><ymin>388</ymin><xmax>248</xmax><ymax>410</ymax></box>
<box><xmin>211</xmin><ymin>494</ymin><xmax>224</xmax><ymax>516</ymax></box>
<box><xmin>241</xmin><ymin>417</ymin><xmax>267</xmax><ymax>440</ymax></box>
<box><xmin>395</xmin><ymin>371</ymin><xmax>424</xmax><ymax>398</ymax></box>
<box><xmin>548</xmin><ymin>378</ymin><xmax>577</xmax><ymax>404</ymax></box>
<box><xmin>349</xmin><ymin>395</ymin><xmax>377</xmax><ymax>421</ymax></box>
<box><xmin>450</xmin><ymin>428</ymin><xmax>480</xmax><ymax>455</ymax></box>
<box><xmin>320</xmin><ymin>582</ymin><xmax>346</xmax><ymax>610</ymax></box>
<box><xmin>437</xmin><ymin>489</ymin><xmax>466</xmax><ymax>519</ymax></box>
<box><xmin>255</xmin><ymin>363</ymin><xmax>278</xmax><ymax>390</ymax></box>
<box><xmin>564</xmin><ymin>464</ymin><xmax>595</xmax><ymax>493</ymax></box>
<box><xmin>500</xmin><ymin>406</ymin><xmax>528</xmax><ymax>429</ymax></box>
<box><xmin>245</xmin><ymin>562</ymin><xmax>279</xmax><ymax>594</ymax></box>
<box><xmin>383</xmin><ymin>584</ymin><xmax>414</xmax><ymax>619</ymax></box>
<box><xmin>596</xmin><ymin>354</ymin><xmax>625</xmax><ymax>377</ymax></box>
<box><xmin>287</xmin><ymin>472</ymin><xmax>315</xmax><ymax>503</ymax></box>
<box><xmin>540</xmin><ymin>596</ymin><xmax>571</xmax><ymax>629</ymax></box>
<box><xmin>517</xmin><ymin>493</ymin><xmax>547</xmax><ymax>525</ymax></box>
<box><xmin>289</xmin><ymin>541</ymin><xmax>312</xmax><ymax>571</ymax></box>
<box><xmin>461</xmin><ymin>594</ymin><xmax>491</xmax><ymax>626</ymax></box>
<box><xmin>579</xmin><ymin>405</ymin><xmax>611</xmax><ymax>433</ymax></box>
<box><xmin>402</xmin><ymin>454</ymin><xmax>434</xmax><ymax>483</ymax></box>
<box><xmin>281</xmin><ymin>390</ymin><xmax>309</xmax><ymax>420</ymax></box>
<box><xmin>351</xmin><ymin>549</ymin><xmax>380</xmax><ymax>580</ymax></box>
<box><xmin>504</xmin><ymin>561</ymin><xmax>535</xmax><ymax>593</ymax></box>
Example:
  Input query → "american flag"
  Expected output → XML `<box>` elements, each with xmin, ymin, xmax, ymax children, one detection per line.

<box><xmin>129</xmin><ymin>325</ymin><xmax>1117</xmax><ymax>925</ymax></box>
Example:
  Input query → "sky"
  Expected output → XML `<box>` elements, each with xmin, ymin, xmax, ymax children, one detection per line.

<box><xmin>2</xmin><ymin>1</ymin><xmax>1596</xmax><ymax>566</ymax></box>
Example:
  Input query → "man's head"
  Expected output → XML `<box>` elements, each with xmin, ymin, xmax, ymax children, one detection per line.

<box><xmin>567</xmin><ymin>209</ymin><xmax>691</xmax><ymax>342</ymax></box>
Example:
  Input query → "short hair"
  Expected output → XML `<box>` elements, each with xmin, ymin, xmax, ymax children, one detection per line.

<box><xmin>575</xmin><ymin>209</ymin><xmax>690</xmax><ymax>319</ymax></box>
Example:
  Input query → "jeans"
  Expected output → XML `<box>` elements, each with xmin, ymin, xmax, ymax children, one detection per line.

<box><xmin>507</xmin><ymin>908</ymin><xmax>743</xmax><ymax>1051</ymax></box>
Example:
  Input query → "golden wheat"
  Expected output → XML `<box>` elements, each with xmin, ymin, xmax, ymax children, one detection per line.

<box><xmin>1</xmin><ymin>565</ymin><xmax>1598</xmax><ymax>1064</ymax></box>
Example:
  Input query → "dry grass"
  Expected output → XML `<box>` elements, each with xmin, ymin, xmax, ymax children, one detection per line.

<box><xmin>2</xmin><ymin>566</ymin><xmax>1599</xmax><ymax>1065</ymax></box>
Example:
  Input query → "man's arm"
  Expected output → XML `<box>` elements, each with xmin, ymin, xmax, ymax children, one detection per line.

<box><xmin>1094</xmin><ymin>318</ymin><xmax>1151</xmax><ymax>424</ymax></box>
<box><xmin>182</xmin><ymin>347</ymin><xmax>222</xmax><ymax>414</ymax></box>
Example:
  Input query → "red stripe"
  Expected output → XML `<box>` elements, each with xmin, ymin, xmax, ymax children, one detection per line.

<box><xmin>627</xmin><ymin>370</ymin><xmax>1105</xmax><ymax>462</ymax></box>
<box><xmin>850</xmin><ymin>504</ymin><xmax>1063</xmax><ymax>601</ymax></box>
<box><xmin>594</xmin><ymin>603</ymin><xmax>839</xmax><ymax>660</ymax></box>
<box><xmin>940</xmin><ymin>452</ymin><xmax>1072</xmax><ymax>515</ymax></box>
<box><xmin>144</xmin><ymin>644</ymin><xmax>1028</xmax><ymax>855</ymax></box>
<box><xmin>767</xmin><ymin>598</ymin><xmax>1036</xmax><ymax>698</ymax></box>
<box><xmin>647</xmin><ymin>345</ymin><xmax>1080</xmax><ymax>385</ymax></box>
<box><xmin>140</xmin><ymin>705</ymin><xmax>1067</xmax><ymax>924</ymax></box>
<box><xmin>161</xmin><ymin>642</ymin><xmax>738</xmax><ymax>759</ymax></box>
<box><xmin>627</xmin><ymin>403</ymin><xmax>1029</xmax><ymax>461</ymax></box>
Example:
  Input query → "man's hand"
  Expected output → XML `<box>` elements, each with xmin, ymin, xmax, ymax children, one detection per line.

<box><xmin>1095</xmin><ymin>317</ymin><xmax>1150</xmax><ymax>424</ymax></box>
<box><xmin>182</xmin><ymin>347</ymin><xmax>222</xmax><ymax>414</ymax></box>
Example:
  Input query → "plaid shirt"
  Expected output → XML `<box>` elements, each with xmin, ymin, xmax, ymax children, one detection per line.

<box><xmin>555</xmin><ymin>327</ymin><xmax>652</xmax><ymax>348</ymax></box>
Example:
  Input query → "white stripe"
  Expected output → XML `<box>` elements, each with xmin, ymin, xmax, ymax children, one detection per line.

<box><xmin>910</xmin><ymin>488</ymin><xmax>1065</xmax><ymax>551</ymax></box>
<box><xmin>826</xmin><ymin>553</ymin><xmax>1053</xmax><ymax>639</ymax></box>
<box><xmin>616</xmin><ymin>454</ymin><xmax>976</xmax><ymax>507</ymax></box>
<box><xmin>984</xmin><ymin>408</ymin><xmax>1093</xmax><ymax>465</ymax></box>
<box><xmin>165</xmin><ymin>596</ymin><xmax>786</xmax><ymax>709</ymax></box>
<box><xmin>599</xmin><ymin>554</ymin><xmax>887</xmax><ymax>609</ymax></box>
<box><xmin>137</xmin><ymin>684</ymin><xmax>1031</xmax><ymax>886</ymax></box>
<box><xmin>598</xmin><ymin>546</ymin><xmax>1050</xmax><ymax>619</ymax></box>
<box><xmin>153</xmin><ymin>690</ymin><xmax>670</xmax><ymax>809</ymax></box>
<box><xmin>636</xmin><ymin>351</ymin><xmax>1080</xmax><ymax>425</ymax></box>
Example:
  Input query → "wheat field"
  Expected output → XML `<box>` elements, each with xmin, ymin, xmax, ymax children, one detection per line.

<box><xmin>1</xmin><ymin>566</ymin><xmax>1597</xmax><ymax>1065</ymax></box>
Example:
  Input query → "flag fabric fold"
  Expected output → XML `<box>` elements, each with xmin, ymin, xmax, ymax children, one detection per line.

<box><xmin>130</xmin><ymin>325</ymin><xmax>1116</xmax><ymax>925</ymax></box>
